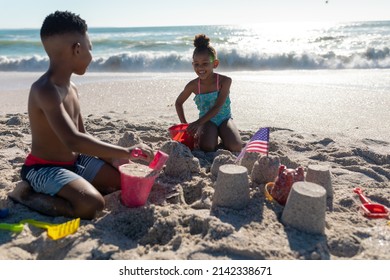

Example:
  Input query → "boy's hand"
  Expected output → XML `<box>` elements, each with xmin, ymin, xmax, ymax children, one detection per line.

<box><xmin>129</xmin><ymin>143</ymin><xmax>154</xmax><ymax>163</ymax></box>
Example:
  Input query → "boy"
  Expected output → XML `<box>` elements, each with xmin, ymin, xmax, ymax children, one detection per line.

<box><xmin>9</xmin><ymin>11</ymin><xmax>153</xmax><ymax>219</ymax></box>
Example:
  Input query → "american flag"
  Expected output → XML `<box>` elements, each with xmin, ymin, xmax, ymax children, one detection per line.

<box><xmin>235</xmin><ymin>127</ymin><xmax>270</xmax><ymax>162</ymax></box>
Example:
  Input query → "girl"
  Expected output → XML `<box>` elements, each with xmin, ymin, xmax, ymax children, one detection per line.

<box><xmin>175</xmin><ymin>34</ymin><xmax>242</xmax><ymax>152</ymax></box>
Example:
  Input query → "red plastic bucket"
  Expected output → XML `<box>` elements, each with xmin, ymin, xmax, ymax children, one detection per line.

<box><xmin>168</xmin><ymin>123</ymin><xmax>195</xmax><ymax>150</ymax></box>
<box><xmin>119</xmin><ymin>164</ymin><xmax>156</xmax><ymax>207</ymax></box>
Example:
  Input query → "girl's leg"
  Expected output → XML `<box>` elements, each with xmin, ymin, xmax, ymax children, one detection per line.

<box><xmin>218</xmin><ymin>119</ymin><xmax>243</xmax><ymax>152</ymax></box>
<box><xmin>198</xmin><ymin>121</ymin><xmax>219</xmax><ymax>152</ymax></box>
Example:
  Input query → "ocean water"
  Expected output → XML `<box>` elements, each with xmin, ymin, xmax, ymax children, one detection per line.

<box><xmin>1</xmin><ymin>21</ymin><xmax>390</xmax><ymax>72</ymax></box>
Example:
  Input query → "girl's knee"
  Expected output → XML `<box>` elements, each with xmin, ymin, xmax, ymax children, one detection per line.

<box><xmin>224</xmin><ymin>140</ymin><xmax>243</xmax><ymax>153</ymax></box>
<box><xmin>199</xmin><ymin>139</ymin><xmax>217</xmax><ymax>152</ymax></box>
<box><xmin>198</xmin><ymin>137</ymin><xmax>218</xmax><ymax>152</ymax></box>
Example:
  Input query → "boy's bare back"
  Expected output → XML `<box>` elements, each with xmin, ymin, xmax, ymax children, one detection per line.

<box><xmin>29</xmin><ymin>74</ymin><xmax>83</xmax><ymax>162</ymax></box>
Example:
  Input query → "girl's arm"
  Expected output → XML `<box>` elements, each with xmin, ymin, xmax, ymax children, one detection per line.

<box><xmin>175</xmin><ymin>81</ymin><xmax>195</xmax><ymax>124</ymax></box>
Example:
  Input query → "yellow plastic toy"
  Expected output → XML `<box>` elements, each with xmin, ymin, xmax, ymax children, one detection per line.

<box><xmin>0</xmin><ymin>218</ymin><xmax>80</xmax><ymax>240</ymax></box>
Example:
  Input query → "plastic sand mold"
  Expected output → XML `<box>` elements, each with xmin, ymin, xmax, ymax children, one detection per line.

<box><xmin>0</xmin><ymin>218</ymin><xmax>80</xmax><ymax>240</ymax></box>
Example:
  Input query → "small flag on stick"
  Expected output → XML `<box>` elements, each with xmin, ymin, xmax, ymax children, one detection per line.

<box><xmin>235</xmin><ymin>127</ymin><xmax>270</xmax><ymax>163</ymax></box>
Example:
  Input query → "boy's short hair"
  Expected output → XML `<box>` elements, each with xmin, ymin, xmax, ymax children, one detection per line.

<box><xmin>40</xmin><ymin>10</ymin><xmax>88</xmax><ymax>39</ymax></box>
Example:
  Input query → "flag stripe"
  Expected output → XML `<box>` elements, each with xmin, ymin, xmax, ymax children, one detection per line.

<box><xmin>235</xmin><ymin>127</ymin><xmax>270</xmax><ymax>162</ymax></box>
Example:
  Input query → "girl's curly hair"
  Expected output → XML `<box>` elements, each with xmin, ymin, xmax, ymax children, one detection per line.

<box><xmin>193</xmin><ymin>34</ymin><xmax>217</xmax><ymax>61</ymax></box>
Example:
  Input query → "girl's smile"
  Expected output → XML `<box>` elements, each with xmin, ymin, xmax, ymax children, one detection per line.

<box><xmin>193</xmin><ymin>54</ymin><xmax>218</xmax><ymax>80</ymax></box>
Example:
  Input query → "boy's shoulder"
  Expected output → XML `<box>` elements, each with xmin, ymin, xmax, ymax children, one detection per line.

<box><xmin>29</xmin><ymin>73</ymin><xmax>69</xmax><ymax>106</ymax></box>
<box><xmin>30</xmin><ymin>74</ymin><xmax>55</xmax><ymax>95</ymax></box>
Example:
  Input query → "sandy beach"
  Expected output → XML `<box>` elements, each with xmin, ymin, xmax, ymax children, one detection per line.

<box><xmin>0</xmin><ymin>70</ymin><xmax>389</xmax><ymax>260</ymax></box>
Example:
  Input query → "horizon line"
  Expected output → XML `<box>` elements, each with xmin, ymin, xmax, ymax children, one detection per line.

<box><xmin>1</xmin><ymin>18</ymin><xmax>390</xmax><ymax>30</ymax></box>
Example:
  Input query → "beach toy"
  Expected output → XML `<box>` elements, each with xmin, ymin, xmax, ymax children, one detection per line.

<box><xmin>0</xmin><ymin>208</ymin><xmax>9</xmax><ymax>218</ymax></box>
<box><xmin>21</xmin><ymin>218</ymin><xmax>80</xmax><ymax>240</ymax></box>
<box><xmin>168</xmin><ymin>124</ymin><xmax>195</xmax><ymax>150</ymax></box>
<box><xmin>148</xmin><ymin>150</ymin><xmax>169</xmax><ymax>173</ymax></box>
<box><xmin>0</xmin><ymin>222</ymin><xmax>24</xmax><ymax>233</ymax></box>
<box><xmin>131</xmin><ymin>147</ymin><xmax>148</xmax><ymax>159</ymax></box>
<box><xmin>270</xmin><ymin>165</ymin><xmax>305</xmax><ymax>205</ymax></box>
<box><xmin>0</xmin><ymin>218</ymin><xmax>80</xmax><ymax>239</ymax></box>
<box><xmin>119</xmin><ymin>150</ymin><xmax>169</xmax><ymax>207</ymax></box>
<box><xmin>112</xmin><ymin>148</ymin><xmax>149</xmax><ymax>169</ymax></box>
<box><xmin>353</xmin><ymin>187</ymin><xmax>389</xmax><ymax>219</ymax></box>
<box><xmin>264</xmin><ymin>182</ymin><xmax>275</xmax><ymax>202</ymax></box>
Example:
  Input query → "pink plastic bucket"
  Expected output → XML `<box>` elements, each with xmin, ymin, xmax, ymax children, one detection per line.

<box><xmin>119</xmin><ymin>150</ymin><xmax>169</xmax><ymax>207</ymax></box>
<box><xmin>168</xmin><ymin>123</ymin><xmax>195</xmax><ymax>150</ymax></box>
<box><xmin>119</xmin><ymin>165</ymin><xmax>156</xmax><ymax>207</ymax></box>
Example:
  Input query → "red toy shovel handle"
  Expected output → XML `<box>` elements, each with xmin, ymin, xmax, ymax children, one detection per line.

<box><xmin>131</xmin><ymin>148</ymin><xmax>148</xmax><ymax>159</ymax></box>
<box><xmin>353</xmin><ymin>187</ymin><xmax>371</xmax><ymax>204</ymax></box>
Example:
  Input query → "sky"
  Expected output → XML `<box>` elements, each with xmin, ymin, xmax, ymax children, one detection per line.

<box><xmin>1</xmin><ymin>0</ymin><xmax>390</xmax><ymax>29</ymax></box>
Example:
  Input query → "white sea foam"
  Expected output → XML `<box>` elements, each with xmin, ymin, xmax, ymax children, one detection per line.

<box><xmin>1</xmin><ymin>21</ymin><xmax>390</xmax><ymax>71</ymax></box>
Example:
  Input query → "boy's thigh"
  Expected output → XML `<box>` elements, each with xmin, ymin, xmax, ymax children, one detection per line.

<box><xmin>92</xmin><ymin>162</ymin><xmax>121</xmax><ymax>194</ymax></box>
<box><xmin>77</xmin><ymin>155</ymin><xmax>120</xmax><ymax>193</ymax></box>
<box><xmin>56</xmin><ymin>177</ymin><xmax>103</xmax><ymax>205</ymax></box>
<box><xmin>23</xmin><ymin>165</ymin><xmax>81</xmax><ymax>196</ymax></box>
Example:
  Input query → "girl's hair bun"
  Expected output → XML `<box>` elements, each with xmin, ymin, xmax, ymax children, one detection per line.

<box><xmin>194</xmin><ymin>34</ymin><xmax>210</xmax><ymax>48</ymax></box>
<box><xmin>192</xmin><ymin>34</ymin><xmax>217</xmax><ymax>60</ymax></box>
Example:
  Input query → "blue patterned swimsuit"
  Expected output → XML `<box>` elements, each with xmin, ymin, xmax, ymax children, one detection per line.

<box><xmin>193</xmin><ymin>74</ymin><xmax>232</xmax><ymax>127</ymax></box>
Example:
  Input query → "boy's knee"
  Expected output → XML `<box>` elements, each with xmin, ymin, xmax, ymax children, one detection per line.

<box><xmin>74</xmin><ymin>195</ymin><xmax>105</xmax><ymax>220</ymax></box>
<box><xmin>8</xmin><ymin>181</ymin><xmax>33</xmax><ymax>203</ymax></box>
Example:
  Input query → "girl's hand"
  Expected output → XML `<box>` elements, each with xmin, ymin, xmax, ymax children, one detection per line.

<box><xmin>187</xmin><ymin>121</ymin><xmax>200</xmax><ymax>136</ymax></box>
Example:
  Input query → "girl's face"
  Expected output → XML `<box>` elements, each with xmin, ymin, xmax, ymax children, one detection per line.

<box><xmin>192</xmin><ymin>52</ymin><xmax>218</xmax><ymax>79</ymax></box>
